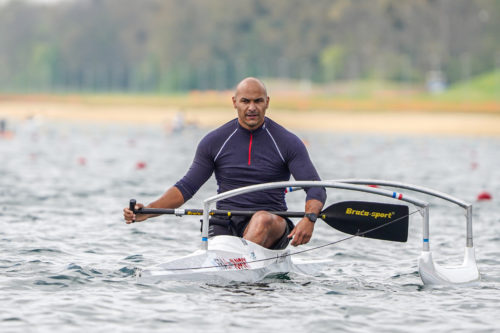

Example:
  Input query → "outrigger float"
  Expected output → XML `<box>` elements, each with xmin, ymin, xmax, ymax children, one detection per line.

<box><xmin>132</xmin><ymin>179</ymin><xmax>480</xmax><ymax>285</ymax></box>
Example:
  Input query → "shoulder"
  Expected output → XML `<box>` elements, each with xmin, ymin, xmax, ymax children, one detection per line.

<box><xmin>265</xmin><ymin>117</ymin><xmax>304</xmax><ymax>148</ymax></box>
<box><xmin>200</xmin><ymin>119</ymin><xmax>238</xmax><ymax>144</ymax></box>
<box><xmin>196</xmin><ymin>119</ymin><xmax>238</xmax><ymax>154</ymax></box>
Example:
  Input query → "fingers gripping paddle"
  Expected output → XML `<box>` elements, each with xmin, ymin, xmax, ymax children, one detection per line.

<box><xmin>129</xmin><ymin>200</ymin><xmax>409</xmax><ymax>242</ymax></box>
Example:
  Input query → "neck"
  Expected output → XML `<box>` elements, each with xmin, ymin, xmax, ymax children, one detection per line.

<box><xmin>237</xmin><ymin>118</ymin><xmax>265</xmax><ymax>131</ymax></box>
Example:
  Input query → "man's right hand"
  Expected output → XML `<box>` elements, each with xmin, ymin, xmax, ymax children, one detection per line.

<box><xmin>123</xmin><ymin>186</ymin><xmax>185</xmax><ymax>225</ymax></box>
<box><xmin>123</xmin><ymin>202</ymin><xmax>146</xmax><ymax>224</ymax></box>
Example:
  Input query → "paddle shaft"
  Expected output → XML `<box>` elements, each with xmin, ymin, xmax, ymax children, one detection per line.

<box><xmin>132</xmin><ymin>205</ymin><xmax>318</xmax><ymax>219</ymax></box>
<box><xmin>129</xmin><ymin>199</ymin><xmax>409</xmax><ymax>242</ymax></box>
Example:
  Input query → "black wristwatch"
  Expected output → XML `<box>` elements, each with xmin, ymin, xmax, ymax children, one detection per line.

<box><xmin>304</xmin><ymin>213</ymin><xmax>317</xmax><ymax>223</ymax></box>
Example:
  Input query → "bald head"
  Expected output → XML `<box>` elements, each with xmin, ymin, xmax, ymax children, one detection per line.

<box><xmin>232</xmin><ymin>77</ymin><xmax>269</xmax><ymax>130</ymax></box>
<box><xmin>234</xmin><ymin>77</ymin><xmax>268</xmax><ymax>99</ymax></box>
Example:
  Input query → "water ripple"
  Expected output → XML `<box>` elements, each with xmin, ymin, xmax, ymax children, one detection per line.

<box><xmin>1</xmin><ymin>122</ymin><xmax>499</xmax><ymax>332</ymax></box>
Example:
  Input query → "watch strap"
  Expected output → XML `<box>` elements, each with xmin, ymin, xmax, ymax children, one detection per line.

<box><xmin>304</xmin><ymin>213</ymin><xmax>317</xmax><ymax>223</ymax></box>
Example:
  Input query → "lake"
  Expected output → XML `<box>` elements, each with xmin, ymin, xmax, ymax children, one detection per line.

<box><xmin>1</xmin><ymin>118</ymin><xmax>499</xmax><ymax>332</ymax></box>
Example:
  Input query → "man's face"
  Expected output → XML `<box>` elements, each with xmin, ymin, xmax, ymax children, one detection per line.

<box><xmin>232</xmin><ymin>81</ymin><xmax>269</xmax><ymax>130</ymax></box>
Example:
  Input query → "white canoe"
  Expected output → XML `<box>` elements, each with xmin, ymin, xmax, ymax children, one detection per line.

<box><xmin>136</xmin><ymin>235</ymin><xmax>329</xmax><ymax>284</ymax></box>
<box><xmin>133</xmin><ymin>180</ymin><xmax>480</xmax><ymax>285</ymax></box>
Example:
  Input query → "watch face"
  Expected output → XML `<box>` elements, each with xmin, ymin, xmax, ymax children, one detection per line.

<box><xmin>306</xmin><ymin>213</ymin><xmax>317</xmax><ymax>222</ymax></box>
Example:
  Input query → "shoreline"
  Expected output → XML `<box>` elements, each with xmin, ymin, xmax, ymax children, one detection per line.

<box><xmin>1</xmin><ymin>97</ymin><xmax>500</xmax><ymax>136</ymax></box>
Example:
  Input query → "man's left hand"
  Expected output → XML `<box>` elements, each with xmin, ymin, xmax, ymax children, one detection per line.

<box><xmin>287</xmin><ymin>217</ymin><xmax>315</xmax><ymax>246</ymax></box>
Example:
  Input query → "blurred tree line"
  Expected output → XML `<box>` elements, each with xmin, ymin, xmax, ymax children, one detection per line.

<box><xmin>0</xmin><ymin>0</ymin><xmax>498</xmax><ymax>93</ymax></box>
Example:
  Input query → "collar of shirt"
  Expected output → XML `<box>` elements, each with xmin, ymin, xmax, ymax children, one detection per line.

<box><xmin>236</xmin><ymin>117</ymin><xmax>268</xmax><ymax>135</ymax></box>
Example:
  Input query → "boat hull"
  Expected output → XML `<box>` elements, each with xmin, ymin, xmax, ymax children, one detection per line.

<box><xmin>137</xmin><ymin>235</ymin><xmax>327</xmax><ymax>283</ymax></box>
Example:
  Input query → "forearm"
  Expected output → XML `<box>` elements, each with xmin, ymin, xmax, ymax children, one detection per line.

<box><xmin>148</xmin><ymin>186</ymin><xmax>185</xmax><ymax>209</ymax></box>
<box><xmin>305</xmin><ymin>199</ymin><xmax>324</xmax><ymax>215</ymax></box>
<box><xmin>138</xmin><ymin>186</ymin><xmax>185</xmax><ymax>220</ymax></box>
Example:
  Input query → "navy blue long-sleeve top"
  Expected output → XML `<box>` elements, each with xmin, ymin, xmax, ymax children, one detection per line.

<box><xmin>174</xmin><ymin>117</ymin><xmax>326</xmax><ymax>211</ymax></box>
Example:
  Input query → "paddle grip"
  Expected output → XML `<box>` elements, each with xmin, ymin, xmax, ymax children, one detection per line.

<box><xmin>129</xmin><ymin>199</ymin><xmax>136</xmax><ymax>213</ymax></box>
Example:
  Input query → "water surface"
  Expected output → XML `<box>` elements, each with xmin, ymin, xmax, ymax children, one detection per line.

<box><xmin>1</xmin><ymin>119</ymin><xmax>499</xmax><ymax>332</ymax></box>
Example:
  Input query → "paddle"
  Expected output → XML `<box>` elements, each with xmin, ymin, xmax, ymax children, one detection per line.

<box><xmin>129</xmin><ymin>199</ymin><xmax>409</xmax><ymax>242</ymax></box>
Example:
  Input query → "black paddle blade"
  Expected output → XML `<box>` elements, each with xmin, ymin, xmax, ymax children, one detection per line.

<box><xmin>322</xmin><ymin>201</ymin><xmax>409</xmax><ymax>242</ymax></box>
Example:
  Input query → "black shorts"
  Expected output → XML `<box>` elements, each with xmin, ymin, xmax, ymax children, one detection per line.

<box><xmin>206</xmin><ymin>215</ymin><xmax>295</xmax><ymax>250</ymax></box>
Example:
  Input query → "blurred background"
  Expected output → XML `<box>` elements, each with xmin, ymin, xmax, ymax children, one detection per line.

<box><xmin>1</xmin><ymin>3</ymin><xmax>499</xmax><ymax>332</ymax></box>
<box><xmin>0</xmin><ymin>0</ymin><xmax>498</xmax><ymax>103</ymax></box>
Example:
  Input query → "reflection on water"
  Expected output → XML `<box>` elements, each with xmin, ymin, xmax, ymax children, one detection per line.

<box><xmin>1</xmin><ymin>119</ymin><xmax>499</xmax><ymax>332</ymax></box>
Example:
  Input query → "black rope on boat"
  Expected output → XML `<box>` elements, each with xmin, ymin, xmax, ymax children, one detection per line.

<box><xmin>145</xmin><ymin>208</ymin><xmax>423</xmax><ymax>272</ymax></box>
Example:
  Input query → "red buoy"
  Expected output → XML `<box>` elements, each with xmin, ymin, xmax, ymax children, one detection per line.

<box><xmin>477</xmin><ymin>191</ymin><xmax>492</xmax><ymax>201</ymax></box>
<box><xmin>77</xmin><ymin>157</ymin><xmax>87</xmax><ymax>166</ymax></box>
<box><xmin>136</xmin><ymin>161</ymin><xmax>147</xmax><ymax>169</ymax></box>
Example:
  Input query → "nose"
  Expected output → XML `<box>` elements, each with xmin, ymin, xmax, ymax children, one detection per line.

<box><xmin>248</xmin><ymin>102</ymin><xmax>257</xmax><ymax>111</ymax></box>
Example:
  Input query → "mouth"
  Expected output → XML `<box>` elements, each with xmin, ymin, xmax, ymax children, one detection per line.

<box><xmin>245</xmin><ymin>113</ymin><xmax>258</xmax><ymax>121</ymax></box>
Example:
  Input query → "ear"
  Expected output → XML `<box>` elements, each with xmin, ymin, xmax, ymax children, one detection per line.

<box><xmin>232</xmin><ymin>96</ymin><xmax>237</xmax><ymax>108</ymax></box>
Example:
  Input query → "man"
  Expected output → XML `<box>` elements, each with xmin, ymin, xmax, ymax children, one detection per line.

<box><xmin>123</xmin><ymin>77</ymin><xmax>326</xmax><ymax>249</ymax></box>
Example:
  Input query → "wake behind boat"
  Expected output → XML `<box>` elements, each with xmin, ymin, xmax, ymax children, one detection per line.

<box><xmin>131</xmin><ymin>180</ymin><xmax>480</xmax><ymax>285</ymax></box>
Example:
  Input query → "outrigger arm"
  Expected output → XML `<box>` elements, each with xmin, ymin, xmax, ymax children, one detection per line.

<box><xmin>201</xmin><ymin>180</ymin><xmax>480</xmax><ymax>285</ymax></box>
